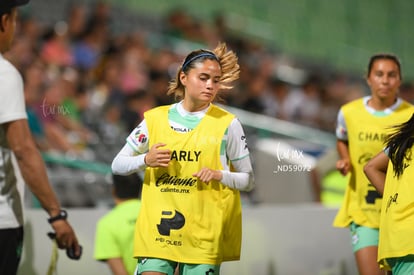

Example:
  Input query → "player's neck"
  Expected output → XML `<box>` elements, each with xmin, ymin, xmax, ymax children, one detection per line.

<box><xmin>368</xmin><ymin>96</ymin><xmax>397</xmax><ymax>110</ymax></box>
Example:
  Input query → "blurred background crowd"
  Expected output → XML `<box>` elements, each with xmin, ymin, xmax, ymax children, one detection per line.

<box><xmin>11</xmin><ymin>0</ymin><xmax>414</xmax><ymax>207</ymax></box>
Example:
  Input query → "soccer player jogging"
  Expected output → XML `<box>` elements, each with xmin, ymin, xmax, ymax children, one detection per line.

<box><xmin>112</xmin><ymin>42</ymin><xmax>255</xmax><ymax>275</ymax></box>
<box><xmin>333</xmin><ymin>53</ymin><xmax>414</xmax><ymax>275</ymax></box>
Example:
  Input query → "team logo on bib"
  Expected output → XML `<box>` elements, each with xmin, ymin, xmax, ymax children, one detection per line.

<box><xmin>157</xmin><ymin>210</ymin><xmax>185</xmax><ymax>236</ymax></box>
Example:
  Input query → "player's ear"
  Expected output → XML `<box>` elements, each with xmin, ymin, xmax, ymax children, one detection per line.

<box><xmin>180</xmin><ymin>71</ymin><xmax>187</xmax><ymax>86</ymax></box>
<box><xmin>0</xmin><ymin>13</ymin><xmax>8</xmax><ymax>32</ymax></box>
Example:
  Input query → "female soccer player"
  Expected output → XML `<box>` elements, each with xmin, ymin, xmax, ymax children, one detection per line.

<box><xmin>333</xmin><ymin>53</ymin><xmax>414</xmax><ymax>275</ymax></box>
<box><xmin>364</xmin><ymin>114</ymin><xmax>414</xmax><ymax>274</ymax></box>
<box><xmin>112</xmin><ymin>42</ymin><xmax>255</xmax><ymax>275</ymax></box>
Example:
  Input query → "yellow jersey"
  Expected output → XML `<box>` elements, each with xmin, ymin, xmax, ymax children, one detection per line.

<box><xmin>133</xmin><ymin>104</ymin><xmax>242</xmax><ymax>264</ymax></box>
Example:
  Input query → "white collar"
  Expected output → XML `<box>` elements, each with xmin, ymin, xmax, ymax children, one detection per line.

<box><xmin>175</xmin><ymin>101</ymin><xmax>210</xmax><ymax>118</ymax></box>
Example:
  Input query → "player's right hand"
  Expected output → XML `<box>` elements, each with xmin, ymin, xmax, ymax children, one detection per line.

<box><xmin>336</xmin><ymin>159</ymin><xmax>351</xmax><ymax>176</ymax></box>
<box><xmin>144</xmin><ymin>143</ymin><xmax>171</xmax><ymax>167</ymax></box>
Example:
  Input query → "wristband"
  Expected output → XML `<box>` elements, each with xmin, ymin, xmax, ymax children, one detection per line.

<box><xmin>48</xmin><ymin>210</ymin><xmax>68</xmax><ymax>224</ymax></box>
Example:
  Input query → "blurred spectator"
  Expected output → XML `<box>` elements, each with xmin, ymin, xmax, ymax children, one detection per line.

<box><xmin>89</xmin><ymin>1</ymin><xmax>112</xmax><ymax>27</ymax></box>
<box><xmin>35</xmin><ymin>75</ymin><xmax>94</xmax><ymax>156</ymax></box>
<box><xmin>88</xmin><ymin>46</ymin><xmax>124</xmax><ymax>119</ymax></box>
<box><xmin>72</xmin><ymin>16</ymin><xmax>109</xmax><ymax>72</ymax></box>
<box><xmin>121</xmin><ymin>90</ymin><xmax>155</xmax><ymax>132</ymax></box>
<box><xmin>263</xmin><ymin>77</ymin><xmax>302</xmax><ymax>121</ymax></box>
<box><xmin>23</xmin><ymin>58</ymin><xmax>50</xmax><ymax>151</ymax></box>
<box><xmin>118</xmin><ymin>35</ymin><xmax>149</xmax><ymax>94</ymax></box>
<box><xmin>240</xmin><ymin>73</ymin><xmax>268</xmax><ymax>113</ymax></box>
<box><xmin>98</xmin><ymin>101</ymin><xmax>127</xmax><ymax>146</ymax></box>
<box><xmin>292</xmin><ymin>75</ymin><xmax>323</xmax><ymax>128</ymax></box>
<box><xmin>40</xmin><ymin>22</ymin><xmax>74</xmax><ymax>67</ymax></box>
<box><xmin>65</xmin><ymin>3</ymin><xmax>88</xmax><ymax>41</ymax></box>
<box><xmin>399</xmin><ymin>81</ymin><xmax>414</xmax><ymax>104</ymax></box>
<box><xmin>18</xmin><ymin>15</ymin><xmax>43</xmax><ymax>48</ymax></box>
<box><xmin>148</xmin><ymin>69</ymin><xmax>175</xmax><ymax>106</ymax></box>
<box><xmin>164</xmin><ymin>8</ymin><xmax>194</xmax><ymax>40</ymax></box>
<box><xmin>146</xmin><ymin>47</ymin><xmax>180</xmax><ymax>105</ymax></box>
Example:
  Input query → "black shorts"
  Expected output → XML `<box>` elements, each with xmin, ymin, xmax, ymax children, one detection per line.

<box><xmin>0</xmin><ymin>226</ymin><xmax>24</xmax><ymax>275</ymax></box>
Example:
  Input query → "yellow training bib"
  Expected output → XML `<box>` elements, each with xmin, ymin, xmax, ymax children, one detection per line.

<box><xmin>134</xmin><ymin>104</ymin><xmax>242</xmax><ymax>264</ymax></box>
<box><xmin>334</xmin><ymin>98</ymin><xmax>414</xmax><ymax>228</ymax></box>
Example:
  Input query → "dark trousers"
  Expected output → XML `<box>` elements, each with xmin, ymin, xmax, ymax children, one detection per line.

<box><xmin>0</xmin><ymin>227</ymin><xmax>24</xmax><ymax>275</ymax></box>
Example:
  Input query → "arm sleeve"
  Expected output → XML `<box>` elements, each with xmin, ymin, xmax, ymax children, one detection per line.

<box><xmin>221</xmin><ymin>168</ymin><xmax>254</xmax><ymax>192</ymax></box>
<box><xmin>335</xmin><ymin>109</ymin><xmax>348</xmax><ymax>141</ymax></box>
<box><xmin>220</xmin><ymin>118</ymin><xmax>255</xmax><ymax>192</ymax></box>
<box><xmin>111</xmin><ymin>144</ymin><xmax>147</xmax><ymax>175</ymax></box>
<box><xmin>111</xmin><ymin>120</ymin><xmax>149</xmax><ymax>175</ymax></box>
